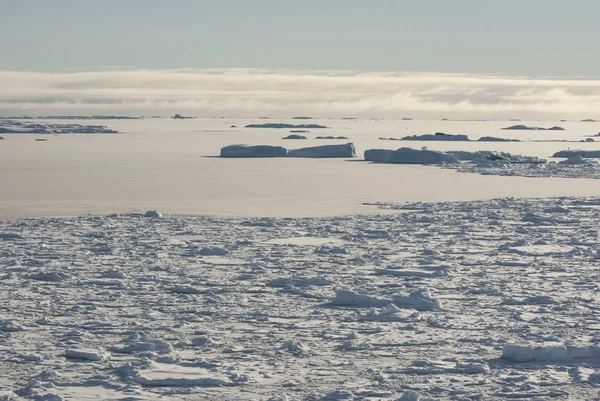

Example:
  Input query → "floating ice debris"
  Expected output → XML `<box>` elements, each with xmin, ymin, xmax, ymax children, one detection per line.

<box><xmin>65</xmin><ymin>348</ymin><xmax>108</xmax><ymax>362</ymax></box>
<box><xmin>332</xmin><ymin>290</ymin><xmax>392</xmax><ymax>308</ymax></box>
<box><xmin>280</xmin><ymin>340</ymin><xmax>310</xmax><ymax>355</ymax></box>
<box><xmin>28</xmin><ymin>272</ymin><xmax>68</xmax><ymax>282</ymax></box>
<box><xmin>398</xmin><ymin>390</ymin><xmax>439</xmax><ymax>401</ymax></box>
<box><xmin>392</xmin><ymin>288</ymin><xmax>442</xmax><ymax>311</ymax></box>
<box><xmin>143</xmin><ymin>210</ymin><xmax>162</xmax><ymax>218</ymax></box>
<box><xmin>197</xmin><ymin>246</ymin><xmax>228</xmax><ymax>256</ymax></box>
<box><xmin>502</xmin><ymin>343</ymin><xmax>600</xmax><ymax>362</ymax></box>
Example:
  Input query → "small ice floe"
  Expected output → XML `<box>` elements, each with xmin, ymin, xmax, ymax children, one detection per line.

<box><xmin>314</xmin><ymin>246</ymin><xmax>349</xmax><ymax>255</ymax></box>
<box><xmin>170</xmin><ymin>285</ymin><xmax>202</xmax><ymax>294</ymax></box>
<box><xmin>0</xmin><ymin>319</ymin><xmax>24</xmax><ymax>332</ymax></box>
<box><xmin>502</xmin><ymin>343</ymin><xmax>600</xmax><ymax>363</ymax></box>
<box><xmin>28</xmin><ymin>272</ymin><xmax>69</xmax><ymax>282</ymax></box>
<box><xmin>374</xmin><ymin>264</ymin><xmax>451</xmax><ymax>278</ymax></box>
<box><xmin>401</xmin><ymin>360</ymin><xmax>490</xmax><ymax>375</ymax></box>
<box><xmin>332</xmin><ymin>290</ymin><xmax>392</xmax><ymax>308</ymax></box>
<box><xmin>360</xmin><ymin>304</ymin><xmax>422</xmax><ymax>322</ymax></box>
<box><xmin>321</xmin><ymin>389</ymin><xmax>355</xmax><ymax>400</ymax></box>
<box><xmin>280</xmin><ymin>340</ymin><xmax>310</xmax><ymax>355</ymax></box>
<box><xmin>398</xmin><ymin>389</ymin><xmax>439</xmax><ymax>401</ymax></box>
<box><xmin>99</xmin><ymin>269</ymin><xmax>127</xmax><ymax>279</ymax></box>
<box><xmin>190</xmin><ymin>336</ymin><xmax>216</xmax><ymax>347</ymax></box>
<box><xmin>267</xmin><ymin>276</ymin><xmax>332</xmax><ymax>287</ymax></box>
<box><xmin>121</xmin><ymin>361</ymin><xmax>236</xmax><ymax>387</ymax></box>
<box><xmin>113</xmin><ymin>338</ymin><xmax>174</xmax><ymax>354</ymax></box>
<box><xmin>143</xmin><ymin>210</ymin><xmax>162</xmax><ymax>218</ymax></box>
<box><xmin>501</xmin><ymin>295</ymin><xmax>558</xmax><ymax>305</ymax></box>
<box><xmin>197</xmin><ymin>246</ymin><xmax>229</xmax><ymax>256</ymax></box>
<box><xmin>508</xmin><ymin>243</ymin><xmax>574</xmax><ymax>256</ymax></box>
<box><xmin>0</xmin><ymin>232</ymin><xmax>23</xmax><ymax>240</ymax></box>
<box><xmin>392</xmin><ymin>288</ymin><xmax>442</xmax><ymax>311</ymax></box>
<box><xmin>338</xmin><ymin>339</ymin><xmax>371</xmax><ymax>351</ymax></box>
<box><xmin>65</xmin><ymin>348</ymin><xmax>109</xmax><ymax>362</ymax></box>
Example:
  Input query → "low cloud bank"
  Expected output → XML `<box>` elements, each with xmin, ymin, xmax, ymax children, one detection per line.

<box><xmin>1</xmin><ymin>69</ymin><xmax>599</xmax><ymax>119</ymax></box>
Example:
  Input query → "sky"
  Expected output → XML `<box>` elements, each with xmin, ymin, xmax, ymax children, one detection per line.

<box><xmin>1</xmin><ymin>0</ymin><xmax>599</xmax><ymax>119</ymax></box>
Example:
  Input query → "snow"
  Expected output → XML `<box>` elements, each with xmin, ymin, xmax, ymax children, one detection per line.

<box><xmin>3</xmin><ymin>197</ymin><xmax>600</xmax><ymax>399</ymax></box>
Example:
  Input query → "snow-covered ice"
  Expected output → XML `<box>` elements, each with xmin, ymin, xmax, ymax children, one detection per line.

<box><xmin>2</xmin><ymin>196</ymin><xmax>600</xmax><ymax>399</ymax></box>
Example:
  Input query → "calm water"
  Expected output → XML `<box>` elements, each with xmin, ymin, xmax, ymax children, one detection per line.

<box><xmin>1</xmin><ymin>118</ymin><xmax>600</xmax><ymax>218</ymax></box>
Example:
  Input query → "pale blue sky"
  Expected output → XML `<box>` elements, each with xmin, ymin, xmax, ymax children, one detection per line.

<box><xmin>1</xmin><ymin>0</ymin><xmax>599</xmax><ymax>76</ymax></box>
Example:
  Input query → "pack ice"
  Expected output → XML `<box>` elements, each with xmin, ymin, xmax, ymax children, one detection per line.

<box><xmin>2</xmin><ymin>197</ymin><xmax>600</xmax><ymax>400</ymax></box>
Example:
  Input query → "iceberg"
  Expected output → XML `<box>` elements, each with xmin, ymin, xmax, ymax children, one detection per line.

<box><xmin>364</xmin><ymin>149</ymin><xmax>393</xmax><ymax>162</ymax></box>
<box><xmin>401</xmin><ymin>132</ymin><xmax>470</xmax><ymax>141</ymax></box>
<box><xmin>387</xmin><ymin>147</ymin><xmax>459</xmax><ymax>165</ymax></box>
<box><xmin>287</xmin><ymin>143</ymin><xmax>355</xmax><ymax>158</ymax></box>
<box><xmin>220</xmin><ymin>144</ymin><xmax>287</xmax><ymax>158</ymax></box>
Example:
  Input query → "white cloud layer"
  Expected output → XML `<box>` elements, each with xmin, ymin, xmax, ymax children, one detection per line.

<box><xmin>1</xmin><ymin>69</ymin><xmax>599</xmax><ymax>119</ymax></box>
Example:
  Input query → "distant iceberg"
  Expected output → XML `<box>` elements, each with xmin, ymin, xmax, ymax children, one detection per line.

<box><xmin>502</xmin><ymin>125</ymin><xmax>564</xmax><ymax>131</ymax></box>
<box><xmin>364</xmin><ymin>147</ymin><xmax>459</xmax><ymax>165</ymax></box>
<box><xmin>220</xmin><ymin>144</ymin><xmax>287</xmax><ymax>158</ymax></box>
<box><xmin>287</xmin><ymin>143</ymin><xmax>355</xmax><ymax>158</ymax></box>
<box><xmin>401</xmin><ymin>132</ymin><xmax>469</xmax><ymax>141</ymax></box>
<box><xmin>552</xmin><ymin>149</ymin><xmax>600</xmax><ymax>158</ymax></box>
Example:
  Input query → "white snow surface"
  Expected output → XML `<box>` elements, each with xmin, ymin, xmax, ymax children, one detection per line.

<box><xmin>2</xmin><ymin>196</ymin><xmax>600</xmax><ymax>399</ymax></box>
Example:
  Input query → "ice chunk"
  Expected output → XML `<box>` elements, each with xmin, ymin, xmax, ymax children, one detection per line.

<box><xmin>398</xmin><ymin>390</ymin><xmax>439</xmax><ymax>401</ymax></box>
<box><xmin>220</xmin><ymin>144</ymin><xmax>287</xmax><ymax>158</ymax></box>
<box><xmin>502</xmin><ymin>343</ymin><xmax>600</xmax><ymax>362</ymax></box>
<box><xmin>65</xmin><ymin>348</ymin><xmax>108</xmax><ymax>362</ymax></box>
<box><xmin>331</xmin><ymin>290</ymin><xmax>392</xmax><ymax>307</ymax></box>
<box><xmin>287</xmin><ymin>143</ymin><xmax>355</xmax><ymax>158</ymax></box>
<box><xmin>392</xmin><ymin>288</ymin><xmax>442</xmax><ymax>311</ymax></box>
<box><xmin>143</xmin><ymin>210</ymin><xmax>162</xmax><ymax>218</ymax></box>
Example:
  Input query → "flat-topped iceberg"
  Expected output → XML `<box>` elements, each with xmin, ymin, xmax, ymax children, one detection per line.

<box><xmin>364</xmin><ymin>147</ymin><xmax>459</xmax><ymax>164</ymax></box>
<box><xmin>364</xmin><ymin>149</ymin><xmax>393</xmax><ymax>162</ymax></box>
<box><xmin>502</xmin><ymin>125</ymin><xmax>564</xmax><ymax>131</ymax></box>
<box><xmin>220</xmin><ymin>144</ymin><xmax>287</xmax><ymax>158</ymax></box>
<box><xmin>282</xmin><ymin>134</ymin><xmax>307</xmax><ymax>140</ymax></box>
<box><xmin>388</xmin><ymin>147</ymin><xmax>459</xmax><ymax>165</ymax></box>
<box><xmin>287</xmin><ymin>143</ymin><xmax>355</xmax><ymax>158</ymax></box>
<box><xmin>0</xmin><ymin>120</ymin><xmax>118</xmax><ymax>134</ymax></box>
<box><xmin>401</xmin><ymin>132</ymin><xmax>469</xmax><ymax>141</ymax></box>
<box><xmin>478</xmin><ymin>136</ymin><xmax>520</xmax><ymax>142</ymax></box>
<box><xmin>245</xmin><ymin>123</ymin><xmax>328</xmax><ymax>129</ymax></box>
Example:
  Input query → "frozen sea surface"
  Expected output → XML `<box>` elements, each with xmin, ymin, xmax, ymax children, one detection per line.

<box><xmin>2</xmin><ymin>118</ymin><xmax>600</xmax><ymax>218</ymax></box>
<box><xmin>2</xmin><ymin>196</ymin><xmax>600</xmax><ymax>400</ymax></box>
